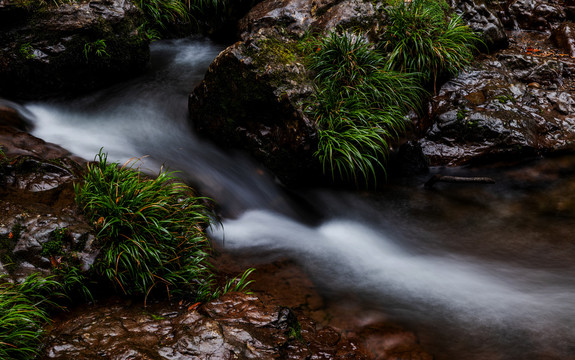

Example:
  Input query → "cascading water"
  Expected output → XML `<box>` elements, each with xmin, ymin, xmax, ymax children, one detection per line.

<box><xmin>22</xmin><ymin>38</ymin><xmax>575</xmax><ymax>359</ymax></box>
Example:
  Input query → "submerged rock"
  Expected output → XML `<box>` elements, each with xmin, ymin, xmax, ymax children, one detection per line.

<box><xmin>0</xmin><ymin>0</ymin><xmax>149</xmax><ymax>100</ymax></box>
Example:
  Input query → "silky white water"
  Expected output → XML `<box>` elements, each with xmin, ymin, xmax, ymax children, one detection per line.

<box><xmin>21</xmin><ymin>38</ymin><xmax>575</xmax><ymax>359</ymax></box>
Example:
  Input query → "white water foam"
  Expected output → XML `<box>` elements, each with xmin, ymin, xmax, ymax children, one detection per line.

<box><xmin>210</xmin><ymin>209</ymin><xmax>575</xmax><ymax>352</ymax></box>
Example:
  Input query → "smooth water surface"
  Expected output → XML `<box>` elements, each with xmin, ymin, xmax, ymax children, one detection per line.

<box><xmin>23</xmin><ymin>38</ymin><xmax>575</xmax><ymax>359</ymax></box>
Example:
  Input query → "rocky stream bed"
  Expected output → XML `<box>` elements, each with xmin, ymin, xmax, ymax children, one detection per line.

<box><xmin>1</xmin><ymin>0</ymin><xmax>575</xmax><ymax>358</ymax></box>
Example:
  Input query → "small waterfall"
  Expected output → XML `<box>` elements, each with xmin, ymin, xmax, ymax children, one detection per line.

<box><xmin>17</xmin><ymin>38</ymin><xmax>575</xmax><ymax>359</ymax></box>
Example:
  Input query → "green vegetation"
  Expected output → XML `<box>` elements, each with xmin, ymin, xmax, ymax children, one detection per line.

<box><xmin>381</xmin><ymin>0</ymin><xmax>481</xmax><ymax>85</ymax></box>
<box><xmin>288</xmin><ymin>320</ymin><xmax>303</xmax><ymax>341</ymax></box>
<box><xmin>75</xmin><ymin>150</ymin><xmax>220</xmax><ymax>302</ymax></box>
<box><xmin>40</xmin><ymin>228</ymin><xmax>93</xmax><ymax>302</ymax></box>
<box><xmin>136</xmin><ymin>0</ymin><xmax>189</xmax><ymax>31</ymax></box>
<box><xmin>18</xmin><ymin>43</ymin><xmax>35</xmax><ymax>60</ymax></box>
<box><xmin>495</xmin><ymin>94</ymin><xmax>515</xmax><ymax>104</ymax></box>
<box><xmin>12</xmin><ymin>0</ymin><xmax>72</xmax><ymax>9</ymax></box>
<box><xmin>136</xmin><ymin>0</ymin><xmax>229</xmax><ymax>35</ymax></box>
<box><xmin>217</xmin><ymin>267</ymin><xmax>255</xmax><ymax>296</ymax></box>
<box><xmin>83</xmin><ymin>39</ymin><xmax>109</xmax><ymax>60</ymax></box>
<box><xmin>307</xmin><ymin>31</ymin><xmax>424</xmax><ymax>185</ymax></box>
<box><xmin>0</xmin><ymin>274</ymin><xmax>61</xmax><ymax>359</ymax></box>
<box><xmin>305</xmin><ymin>0</ymin><xmax>480</xmax><ymax>184</ymax></box>
<box><xmin>40</xmin><ymin>228</ymin><xmax>66</xmax><ymax>258</ymax></box>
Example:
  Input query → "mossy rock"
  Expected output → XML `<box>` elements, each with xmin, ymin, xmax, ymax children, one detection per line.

<box><xmin>189</xmin><ymin>0</ymin><xmax>380</xmax><ymax>186</ymax></box>
<box><xmin>0</xmin><ymin>0</ymin><xmax>150</xmax><ymax>100</ymax></box>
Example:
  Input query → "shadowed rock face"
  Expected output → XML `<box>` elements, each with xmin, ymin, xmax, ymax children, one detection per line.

<box><xmin>189</xmin><ymin>0</ymin><xmax>381</xmax><ymax>187</ymax></box>
<box><xmin>0</xmin><ymin>0</ymin><xmax>149</xmax><ymax>100</ymax></box>
<box><xmin>450</xmin><ymin>0</ymin><xmax>508</xmax><ymax>52</ymax></box>
<box><xmin>499</xmin><ymin>0</ymin><xmax>567</xmax><ymax>32</ymax></box>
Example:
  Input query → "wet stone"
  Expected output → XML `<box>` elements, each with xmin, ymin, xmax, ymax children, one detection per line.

<box><xmin>505</xmin><ymin>0</ymin><xmax>566</xmax><ymax>31</ymax></box>
<box><xmin>40</xmin><ymin>292</ymin><xmax>372</xmax><ymax>360</ymax></box>
<box><xmin>0</xmin><ymin>0</ymin><xmax>149</xmax><ymax>99</ymax></box>
<box><xmin>422</xmin><ymin>40</ymin><xmax>575</xmax><ymax>166</ymax></box>
<box><xmin>453</xmin><ymin>0</ymin><xmax>508</xmax><ymax>51</ymax></box>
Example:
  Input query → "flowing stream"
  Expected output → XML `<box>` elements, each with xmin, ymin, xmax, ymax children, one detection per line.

<box><xmin>22</xmin><ymin>38</ymin><xmax>575</xmax><ymax>359</ymax></box>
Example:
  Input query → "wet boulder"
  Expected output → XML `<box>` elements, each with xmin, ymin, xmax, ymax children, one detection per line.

<box><xmin>503</xmin><ymin>0</ymin><xmax>566</xmax><ymax>31</ymax></box>
<box><xmin>189</xmin><ymin>0</ymin><xmax>379</xmax><ymax>186</ymax></box>
<box><xmin>421</xmin><ymin>52</ymin><xmax>575</xmax><ymax>166</ymax></box>
<box><xmin>189</xmin><ymin>31</ymin><xmax>320</xmax><ymax>186</ymax></box>
<box><xmin>0</xmin><ymin>123</ymin><xmax>95</xmax><ymax>283</ymax></box>
<box><xmin>451</xmin><ymin>0</ymin><xmax>508</xmax><ymax>51</ymax></box>
<box><xmin>0</xmin><ymin>0</ymin><xmax>149</xmax><ymax>100</ymax></box>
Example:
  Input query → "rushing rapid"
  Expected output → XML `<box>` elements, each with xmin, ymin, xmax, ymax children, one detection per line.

<box><xmin>22</xmin><ymin>38</ymin><xmax>575</xmax><ymax>359</ymax></box>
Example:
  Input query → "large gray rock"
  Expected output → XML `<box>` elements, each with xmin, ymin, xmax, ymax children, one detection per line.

<box><xmin>189</xmin><ymin>0</ymin><xmax>379</xmax><ymax>186</ymax></box>
<box><xmin>421</xmin><ymin>52</ymin><xmax>575</xmax><ymax>166</ymax></box>
<box><xmin>0</xmin><ymin>0</ymin><xmax>150</xmax><ymax>99</ymax></box>
<box><xmin>451</xmin><ymin>0</ymin><xmax>508</xmax><ymax>51</ymax></box>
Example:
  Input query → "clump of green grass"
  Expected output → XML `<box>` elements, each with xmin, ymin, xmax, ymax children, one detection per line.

<box><xmin>83</xmin><ymin>39</ymin><xmax>110</xmax><ymax>60</ymax></box>
<box><xmin>307</xmin><ymin>31</ymin><xmax>424</xmax><ymax>185</ymax></box>
<box><xmin>12</xmin><ymin>0</ymin><xmax>73</xmax><ymax>9</ymax></box>
<box><xmin>381</xmin><ymin>0</ymin><xmax>481</xmax><ymax>86</ymax></box>
<box><xmin>0</xmin><ymin>274</ymin><xmax>62</xmax><ymax>359</ymax></box>
<box><xmin>40</xmin><ymin>228</ymin><xmax>94</xmax><ymax>302</ymax></box>
<box><xmin>74</xmin><ymin>150</ymin><xmax>218</xmax><ymax>302</ymax></box>
<box><xmin>135</xmin><ymin>0</ymin><xmax>230</xmax><ymax>35</ymax></box>
<box><xmin>217</xmin><ymin>267</ymin><xmax>255</xmax><ymax>296</ymax></box>
<box><xmin>136</xmin><ymin>0</ymin><xmax>190</xmax><ymax>31</ymax></box>
<box><xmin>18</xmin><ymin>43</ymin><xmax>35</xmax><ymax>60</ymax></box>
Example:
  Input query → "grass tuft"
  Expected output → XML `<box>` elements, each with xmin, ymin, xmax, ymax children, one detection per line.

<box><xmin>75</xmin><ymin>150</ymin><xmax>218</xmax><ymax>302</ymax></box>
<box><xmin>0</xmin><ymin>274</ymin><xmax>62</xmax><ymax>359</ymax></box>
<box><xmin>135</xmin><ymin>0</ymin><xmax>230</xmax><ymax>36</ymax></box>
<box><xmin>381</xmin><ymin>0</ymin><xmax>481</xmax><ymax>86</ymax></box>
<box><xmin>307</xmin><ymin>31</ymin><xmax>424</xmax><ymax>185</ymax></box>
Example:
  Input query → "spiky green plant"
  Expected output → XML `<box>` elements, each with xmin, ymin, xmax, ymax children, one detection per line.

<box><xmin>307</xmin><ymin>31</ymin><xmax>424</xmax><ymax>185</ymax></box>
<box><xmin>218</xmin><ymin>267</ymin><xmax>255</xmax><ymax>296</ymax></box>
<box><xmin>136</xmin><ymin>0</ymin><xmax>190</xmax><ymax>30</ymax></box>
<box><xmin>75</xmin><ymin>150</ymin><xmax>217</xmax><ymax>302</ymax></box>
<box><xmin>83</xmin><ymin>39</ymin><xmax>109</xmax><ymax>60</ymax></box>
<box><xmin>381</xmin><ymin>0</ymin><xmax>481</xmax><ymax>85</ymax></box>
<box><xmin>135</xmin><ymin>0</ymin><xmax>230</xmax><ymax>35</ymax></box>
<box><xmin>0</xmin><ymin>274</ymin><xmax>62</xmax><ymax>359</ymax></box>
